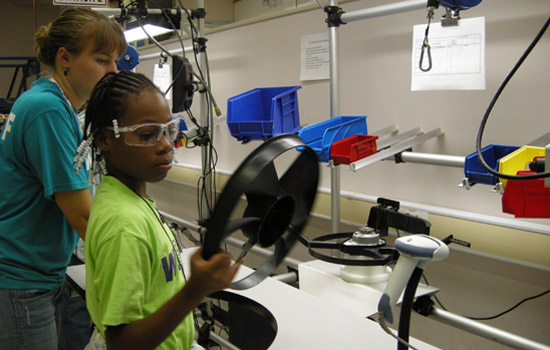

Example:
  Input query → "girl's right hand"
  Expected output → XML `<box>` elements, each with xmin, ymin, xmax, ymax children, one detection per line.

<box><xmin>186</xmin><ymin>247</ymin><xmax>242</xmax><ymax>298</ymax></box>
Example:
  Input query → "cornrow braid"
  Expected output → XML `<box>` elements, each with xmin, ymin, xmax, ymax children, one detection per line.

<box><xmin>85</xmin><ymin>71</ymin><xmax>161</xmax><ymax>138</ymax></box>
<box><xmin>74</xmin><ymin>71</ymin><xmax>162</xmax><ymax>181</ymax></box>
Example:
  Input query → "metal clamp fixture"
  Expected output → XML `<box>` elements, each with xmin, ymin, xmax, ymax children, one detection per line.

<box><xmin>324</xmin><ymin>6</ymin><xmax>346</xmax><ymax>27</ymax></box>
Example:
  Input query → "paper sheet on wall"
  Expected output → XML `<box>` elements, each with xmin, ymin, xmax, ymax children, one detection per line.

<box><xmin>300</xmin><ymin>32</ymin><xmax>329</xmax><ymax>81</ymax></box>
<box><xmin>411</xmin><ymin>17</ymin><xmax>485</xmax><ymax>91</ymax></box>
<box><xmin>153</xmin><ymin>63</ymin><xmax>172</xmax><ymax>102</ymax></box>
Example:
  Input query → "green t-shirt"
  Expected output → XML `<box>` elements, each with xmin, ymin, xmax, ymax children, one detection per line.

<box><xmin>85</xmin><ymin>176</ymin><xmax>194</xmax><ymax>349</ymax></box>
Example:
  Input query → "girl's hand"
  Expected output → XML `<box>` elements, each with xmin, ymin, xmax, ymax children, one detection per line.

<box><xmin>186</xmin><ymin>248</ymin><xmax>242</xmax><ymax>297</ymax></box>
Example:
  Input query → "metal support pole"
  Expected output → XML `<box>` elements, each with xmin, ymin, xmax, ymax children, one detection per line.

<box><xmin>350</xmin><ymin>128</ymin><xmax>443</xmax><ymax>171</ymax></box>
<box><xmin>159</xmin><ymin>211</ymin><xmax>304</xmax><ymax>269</ymax></box>
<box><xmin>545</xmin><ymin>143</ymin><xmax>549</xmax><ymax>188</ymax></box>
<box><xmin>209</xmin><ymin>332</ymin><xmax>241</xmax><ymax>350</ymax></box>
<box><xmin>159</xmin><ymin>211</ymin><xmax>201</xmax><ymax>232</ymax></box>
<box><xmin>195</xmin><ymin>0</ymin><xmax>215</xmax><ymax>218</ymax></box>
<box><xmin>224</xmin><ymin>237</ymin><xmax>303</xmax><ymax>270</ymax></box>
<box><xmin>329</xmin><ymin>0</ymin><xmax>341</xmax><ymax>234</ymax></box>
<box><xmin>139</xmin><ymin>46</ymin><xmax>194</xmax><ymax>61</ymax></box>
<box><xmin>398</xmin><ymin>151</ymin><xmax>465</xmax><ymax>168</ymax></box>
<box><xmin>429</xmin><ymin>308</ymin><xmax>550</xmax><ymax>350</ymax></box>
<box><xmin>326</xmin><ymin>0</ymin><xmax>428</xmax><ymax>233</ymax></box>
<box><xmin>92</xmin><ymin>7</ymin><xmax>181</xmax><ymax>17</ymax></box>
<box><xmin>272</xmin><ymin>271</ymin><xmax>298</xmax><ymax>284</ymax></box>
<box><xmin>340</xmin><ymin>0</ymin><xmax>427</xmax><ymax>24</ymax></box>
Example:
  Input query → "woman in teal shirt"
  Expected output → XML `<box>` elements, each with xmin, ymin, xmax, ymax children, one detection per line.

<box><xmin>0</xmin><ymin>7</ymin><xmax>126</xmax><ymax>349</ymax></box>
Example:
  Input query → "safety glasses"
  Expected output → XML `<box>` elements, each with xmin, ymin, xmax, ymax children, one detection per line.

<box><xmin>107</xmin><ymin>119</ymin><xmax>180</xmax><ymax>147</ymax></box>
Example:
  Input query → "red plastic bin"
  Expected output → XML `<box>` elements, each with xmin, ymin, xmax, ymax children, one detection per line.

<box><xmin>330</xmin><ymin>134</ymin><xmax>378</xmax><ymax>165</ymax></box>
<box><xmin>502</xmin><ymin>170</ymin><xmax>550</xmax><ymax>218</ymax></box>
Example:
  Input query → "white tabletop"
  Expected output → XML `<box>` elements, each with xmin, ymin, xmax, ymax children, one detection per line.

<box><xmin>66</xmin><ymin>250</ymin><xmax>439</xmax><ymax>350</ymax></box>
<box><xmin>180</xmin><ymin>248</ymin><xmax>439</xmax><ymax>350</ymax></box>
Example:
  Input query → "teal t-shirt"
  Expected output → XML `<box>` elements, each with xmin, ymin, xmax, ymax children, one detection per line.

<box><xmin>0</xmin><ymin>78</ymin><xmax>89</xmax><ymax>290</ymax></box>
<box><xmin>85</xmin><ymin>176</ymin><xmax>194</xmax><ymax>350</ymax></box>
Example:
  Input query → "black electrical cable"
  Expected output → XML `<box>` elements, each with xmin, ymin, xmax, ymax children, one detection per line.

<box><xmin>175</xmin><ymin>0</ymin><xmax>219</xmax><ymax>220</ymax></box>
<box><xmin>421</xmin><ymin>273</ymin><xmax>549</xmax><ymax>321</ymax></box>
<box><xmin>466</xmin><ymin>289</ymin><xmax>550</xmax><ymax>321</ymax></box>
<box><xmin>398</xmin><ymin>267</ymin><xmax>424</xmax><ymax>350</ymax></box>
<box><xmin>131</xmin><ymin>0</ymin><xmax>219</xmax><ymax>225</ymax></box>
<box><xmin>476</xmin><ymin>16</ymin><xmax>550</xmax><ymax>181</ymax></box>
<box><xmin>142</xmin><ymin>0</ymin><xmax>189</xmax><ymax>95</ymax></box>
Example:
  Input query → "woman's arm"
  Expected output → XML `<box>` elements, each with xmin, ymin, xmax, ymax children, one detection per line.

<box><xmin>54</xmin><ymin>188</ymin><xmax>92</xmax><ymax>240</ymax></box>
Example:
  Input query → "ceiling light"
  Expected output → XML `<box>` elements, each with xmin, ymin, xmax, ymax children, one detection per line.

<box><xmin>124</xmin><ymin>24</ymin><xmax>174</xmax><ymax>42</ymax></box>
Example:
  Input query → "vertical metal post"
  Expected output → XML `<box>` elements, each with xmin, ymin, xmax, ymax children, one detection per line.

<box><xmin>329</xmin><ymin>0</ymin><xmax>341</xmax><ymax>234</ymax></box>
<box><xmin>545</xmin><ymin>143</ymin><xmax>549</xmax><ymax>188</ymax></box>
<box><xmin>196</xmin><ymin>0</ymin><xmax>214</xmax><ymax>217</ymax></box>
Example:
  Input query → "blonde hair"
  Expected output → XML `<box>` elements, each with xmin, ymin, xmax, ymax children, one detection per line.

<box><xmin>35</xmin><ymin>7</ymin><xmax>127</xmax><ymax>67</ymax></box>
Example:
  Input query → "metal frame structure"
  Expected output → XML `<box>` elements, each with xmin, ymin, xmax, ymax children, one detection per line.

<box><xmin>0</xmin><ymin>57</ymin><xmax>41</xmax><ymax>114</ymax></box>
<box><xmin>322</xmin><ymin>1</ymin><xmax>549</xmax><ymax>349</ymax></box>
<box><xmin>325</xmin><ymin>0</ymin><xmax>440</xmax><ymax>234</ymax></box>
<box><xmin>93</xmin><ymin>2</ymin><xmax>548</xmax><ymax>348</ymax></box>
<box><xmin>94</xmin><ymin>1</ymin><xmax>216</xmax><ymax>216</ymax></box>
<box><xmin>161</xmin><ymin>210</ymin><xmax>550</xmax><ymax>350</ymax></box>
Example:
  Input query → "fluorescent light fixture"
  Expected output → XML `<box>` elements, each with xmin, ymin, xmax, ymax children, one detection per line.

<box><xmin>124</xmin><ymin>24</ymin><xmax>173</xmax><ymax>42</ymax></box>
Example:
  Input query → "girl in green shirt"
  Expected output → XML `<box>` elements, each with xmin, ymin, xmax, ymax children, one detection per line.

<box><xmin>79</xmin><ymin>70</ymin><xmax>241</xmax><ymax>349</ymax></box>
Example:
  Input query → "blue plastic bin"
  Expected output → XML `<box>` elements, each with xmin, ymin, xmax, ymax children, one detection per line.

<box><xmin>227</xmin><ymin>86</ymin><xmax>301</xmax><ymax>142</ymax></box>
<box><xmin>464</xmin><ymin>144</ymin><xmax>519</xmax><ymax>185</ymax></box>
<box><xmin>298</xmin><ymin>116</ymin><xmax>368</xmax><ymax>162</ymax></box>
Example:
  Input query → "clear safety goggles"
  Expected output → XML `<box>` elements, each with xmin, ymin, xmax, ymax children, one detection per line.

<box><xmin>107</xmin><ymin>119</ymin><xmax>180</xmax><ymax>147</ymax></box>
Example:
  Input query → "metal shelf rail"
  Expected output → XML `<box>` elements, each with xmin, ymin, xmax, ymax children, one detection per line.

<box><xmin>0</xmin><ymin>56</ymin><xmax>40</xmax><ymax>114</ymax></box>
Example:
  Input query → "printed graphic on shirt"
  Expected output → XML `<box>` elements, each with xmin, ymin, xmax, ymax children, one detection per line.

<box><xmin>161</xmin><ymin>244</ymin><xmax>182</xmax><ymax>283</ymax></box>
<box><xmin>1</xmin><ymin>113</ymin><xmax>16</xmax><ymax>141</ymax></box>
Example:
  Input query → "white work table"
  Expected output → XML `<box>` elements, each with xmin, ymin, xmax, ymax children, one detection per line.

<box><xmin>66</xmin><ymin>248</ymin><xmax>440</xmax><ymax>350</ymax></box>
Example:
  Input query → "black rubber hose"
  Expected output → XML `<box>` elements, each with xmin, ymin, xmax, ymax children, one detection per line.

<box><xmin>397</xmin><ymin>267</ymin><xmax>424</xmax><ymax>350</ymax></box>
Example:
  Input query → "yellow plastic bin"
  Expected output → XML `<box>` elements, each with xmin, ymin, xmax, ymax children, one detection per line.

<box><xmin>498</xmin><ymin>146</ymin><xmax>546</xmax><ymax>186</ymax></box>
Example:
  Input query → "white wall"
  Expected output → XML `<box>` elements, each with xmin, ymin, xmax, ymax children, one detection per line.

<box><xmin>137</xmin><ymin>0</ymin><xmax>550</xmax><ymax>220</ymax></box>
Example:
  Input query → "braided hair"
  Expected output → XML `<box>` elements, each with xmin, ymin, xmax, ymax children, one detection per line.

<box><xmin>74</xmin><ymin>71</ymin><xmax>162</xmax><ymax>181</ymax></box>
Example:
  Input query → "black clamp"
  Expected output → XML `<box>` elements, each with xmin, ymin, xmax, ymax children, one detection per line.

<box><xmin>193</xmin><ymin>127</ymin><xmax>211</xmax><ymax>147</ymax></box>
<box><xmin>325</xmin><ymin>6</ymin><xmax>346</xmax><ymax>27</ymax></box>
<box><xmin>441</xmin><ymin>234</ymin><xmax>471</xmax><ymax>247</ymax></box>
<box><xmin>367</xmin><ymin>197</ymin><xmax>431</xmax><ymax>237</ymax></box>
<box><xmin>163</xmin><ymin>8</ymin><xmax>182</xmax><ymax>30</ymax></box>
<box><xmin>115</xmin><ymin>7</ymin><xmax>129</xmax><ymax>23</ymax></box>
<box><xmin>394</xmin><ymin>148</ymin><xmax>413</xmax><ymax>164</ymax></box>
<box><xmin>412</xmin><ymin>295</ymin><xmax>435</xmax><ymax>316</ymax></box>
<box><xmin>191</xmin><ymin>8</ymin><xmax>207</xmax><ymax>19</ymax></box>
<box><xmin>195</xmin><ymin>37</ymin><xmax>208</xmax><ymax>53</ymax></box>
<box><xmin>136</xmin><ymin>0</ymin><xmax>148</xmax><ymax>19</ymax></box>
<box><xmin>427</xmin><ymin>0</ymin><xmax>440</xmax><ymax>9</ymax></box>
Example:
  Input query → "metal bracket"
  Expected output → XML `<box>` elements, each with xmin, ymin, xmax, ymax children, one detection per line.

<box><xmin>377</xmin><ymin>127</ymin><xmax>422</xmax><ymax>150</ymax></box>
<box><xmin>349</xmin><ymin>127</ymin><xmax>443</xmax><ymax>171</ymax></box>
<box><xmin>492</xmin><ymin>182</ymin><xmax>505</xmax><ymax>195</ymax></box>
<box><xmin>370</xmin><ymin>124</ymin><xmax>398</xmax><ymax>139</ymax></box>
<box><xmin>458</xmin><ymin>178</ymin><xmax>472</xmax><ymax>190</ymax></box>
<box><xmin>325</xmin><ymin>6</ymin><xmax>346</xmax><ymax>27</ymax></box>
<box><xmin>441</xmin><ymin>8</ymin><xmax>460</xmax><ymax>27</ymax></box>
